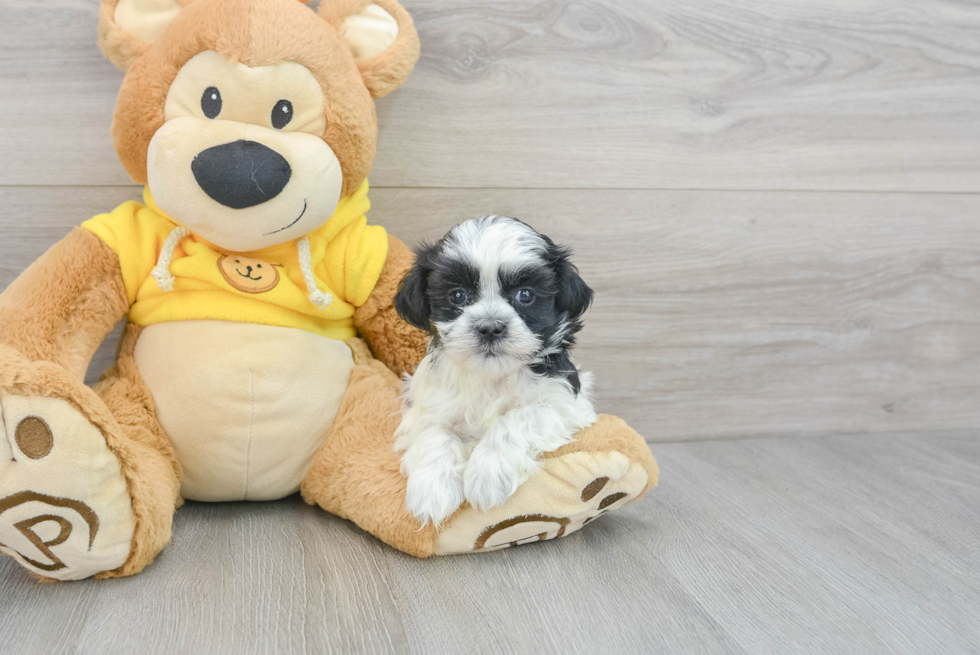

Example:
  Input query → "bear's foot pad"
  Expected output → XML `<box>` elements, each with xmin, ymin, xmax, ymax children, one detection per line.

<box><xmin>0</xmin><ymin>394</ymin><xmax>135</xmax><ymax>580</ymax></box>
<box><xmin>435</xmin><ymin>450</ymin><xmax>648</xmax><ymax>554</ymax></box>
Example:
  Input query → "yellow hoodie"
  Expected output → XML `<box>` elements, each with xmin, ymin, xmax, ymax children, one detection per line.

<box><xmin>82</xmin><ymin>180</ymin><xmax>387</xmax><ymax>340</ymax></box>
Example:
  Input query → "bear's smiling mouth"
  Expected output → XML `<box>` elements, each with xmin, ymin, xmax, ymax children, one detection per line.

<box><xmin>263</xmin><ymin>199</ymin><xmax>308</xmax><ymax>236</ymax></box>
<box><xmin>235</xmin><ymin>268</ymin><xmax>263</xmax><ymax>281</ymax></box>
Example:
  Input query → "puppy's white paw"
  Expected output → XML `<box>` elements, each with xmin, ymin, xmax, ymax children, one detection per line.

<box><xmin>404</xmin><ymin>466</ymin><xmax>464</xmax><ymax>528</ymax></box>
<box><xmin>463</xmin><ymin>448</ymin><xmax>535</xmax><ymax>512</ymax></box>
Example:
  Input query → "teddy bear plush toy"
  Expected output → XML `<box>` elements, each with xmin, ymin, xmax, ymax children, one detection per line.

<box><xmin>0</xmin><ymin>0</ymin><xmax>658</xmax><ymax>581</ymax></box>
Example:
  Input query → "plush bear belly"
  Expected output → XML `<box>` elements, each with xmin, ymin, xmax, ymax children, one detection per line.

<box><xmin>133</xmin><ymin>321</ymin><xmax>354</xmax><ymax>502</ymax></box>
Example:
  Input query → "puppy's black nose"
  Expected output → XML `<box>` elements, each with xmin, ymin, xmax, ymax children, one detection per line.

<box><xmin>192</xmin><ymin>140</ymin><xmax>291</xmax><ymax>209</ymax></box>
<box><xmin>477</xmin><ymin>321</ymin><xmax>508</xmax><ymax>341</ymax></box>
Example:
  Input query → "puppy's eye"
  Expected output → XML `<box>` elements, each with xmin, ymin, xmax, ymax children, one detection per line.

<box><xmin>201</xmin><ymin>87</ymin><xmax>222</xmax><ymax>119</ymax></box>
<box><xmin>515</xmin><ymin>288</ymin><xmax>535</xmax><ymax>305</ymax></box>
<box><xmin>272</xmin><ymin>100</ymin><xmax>293</xmax><ymax>129</ymax></box>
<box><xmin>449</xmin><ymin>289</ymin><xmax>469</xmax><ymax>305</ymax></box>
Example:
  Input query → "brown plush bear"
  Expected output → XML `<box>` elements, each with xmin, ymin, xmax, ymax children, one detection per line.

<box><xmin>0</xmin><ymin>0</ymin><xmax>657</xmax><ymax>581</ymax></box>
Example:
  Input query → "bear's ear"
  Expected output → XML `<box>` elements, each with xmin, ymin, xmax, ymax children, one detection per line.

<box><xmin>321</xmin><ymin>0</ymin><xmax>421</xmax><ymax>99</ymax></box>
<box><xmin>99</xmin><ymin>0</ymin><xmax>188</xmax><ymax>71</ymax></box>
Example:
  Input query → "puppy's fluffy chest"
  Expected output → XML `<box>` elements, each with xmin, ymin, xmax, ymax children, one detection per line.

<box><xmin>402</xmin><ymin>351</ymin><xmax>583</xmax><ymax>448</ymax></box>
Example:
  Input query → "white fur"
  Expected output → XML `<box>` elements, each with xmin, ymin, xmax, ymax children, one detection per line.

<box><xmin>395</xmin><ymin>217</ymin><xmax>597</xmax><ymax>526</ymax></box>
<box><xmin>396</xmin><ymin>352</ymin><xmax>596</xmax><ymax>526</ymax></box>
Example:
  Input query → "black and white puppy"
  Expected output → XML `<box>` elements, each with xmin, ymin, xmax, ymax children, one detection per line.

<box><xmin>394</xmin><ymin>215</ymin><xmax>597</xmax><ymax>526</ymax></box>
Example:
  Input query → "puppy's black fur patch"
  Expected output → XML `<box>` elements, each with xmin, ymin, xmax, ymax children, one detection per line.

<box><xmin>531</xmin><ymin>236</ymin><xmax>593</xmax><ymax>394</ymax></box>
<box><xmin>427</xmin><ymin>258</ymin><xmax>481</xmax><ymax>324</ymax></box>
<box><xmin>395</xmin><ymin>242</ymin><xmax>438</xmax><ymax>330</ymax></box>
<box><xmin>531</xmin><ymin>350</ymin><xmax>582</xmax><ymax>395</ymax></box>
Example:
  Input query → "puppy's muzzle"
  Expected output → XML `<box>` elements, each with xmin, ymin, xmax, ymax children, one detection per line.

<box><xmin>475</xmin><ymin>319</ymin><xmax>508</xmax><ymax>344</ymax></box>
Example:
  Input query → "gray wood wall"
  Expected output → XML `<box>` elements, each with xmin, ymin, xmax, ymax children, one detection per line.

<box><xmin>1</xmin><ymin>0</ymin><xmax>978</xmax><ymax>444</ymax></box>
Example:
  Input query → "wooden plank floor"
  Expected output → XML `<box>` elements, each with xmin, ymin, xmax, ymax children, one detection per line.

<box><xmin>1</xmin><ymin>0</ymin><xmax>978</xmax><ymax>653</ymax></box>
<box><xmin>0</xmin><ymin>432</ymin><xmax>977</xmax><ymax>654</ymax></box>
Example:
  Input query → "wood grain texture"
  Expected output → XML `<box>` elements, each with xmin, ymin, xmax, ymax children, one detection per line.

<box><xmin>372</xmin><ymin>187</ymin><xmax>980</xmax><ymax>441</ymax></box>
<box><xmin>2</xmin><ymin>0</ymin><xmax>980</xmax><ymax>190</ymax></box>
<box><xmin>0</xmin><ymin>431</ymin><xmax>976</xmax><ymax>654</ymax></box>
<box><xmin>1</xmin><ymin>185</ymin><xmax>976</xmax><ymax>441</ymax></box>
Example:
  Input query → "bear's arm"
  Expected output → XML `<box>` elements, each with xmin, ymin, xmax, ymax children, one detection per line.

<box><xmin>0</xmin><ymin>228</ymin><xmax>129</xmax><ymax>380</ymax></box>
<box><xmin>353</xmin><ymin>235</ymin><xmax>427</xmax><ymax>376</ymax></box>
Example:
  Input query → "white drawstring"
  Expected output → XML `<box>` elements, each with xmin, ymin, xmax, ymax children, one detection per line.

<box><xmin>152</xmin><ymin>228</ymin><xmax>331</xmax><ymax>311</ymax></box>
<box><xmin>297</xmin><ymin>237</ymin><xmax>332</xmax><ymax>310</ymax></box>
<box><xmin>152</xmin><ymin>226</ymin><xmax>190</xmax><ymax>292</ymax></box>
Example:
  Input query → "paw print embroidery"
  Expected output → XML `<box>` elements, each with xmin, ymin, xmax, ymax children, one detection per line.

<box><xmin>472</xmin><ymin>475</ymin><xmax>634</xmax><ymax>551</ymax></box>
<box><xmin>0</xmin><ymin>394</ymin><xmax>136</xmax><ymax>580</ymax></box>
<box><xmin>579</xmin><ymin>476</ymin><xmax>629</xmax><ymax>525</ymax></box>
<box><xmin>0</xmin><ymin>490</ymin><xmax>99</xmax><ymax>572</ymax></box>
<box><xmin>433</xmin><ymin>450</ymin><xmax>651</xmax><ymax>556</ymax></box>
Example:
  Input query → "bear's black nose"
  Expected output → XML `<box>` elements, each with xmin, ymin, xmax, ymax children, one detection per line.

<box><xmin>191</xmin><ymin>140</ymin><xmax>291</xmax><ymax>209</ymax></box>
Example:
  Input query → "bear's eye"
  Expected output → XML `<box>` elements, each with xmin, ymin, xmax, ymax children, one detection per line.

<box><xmin>272</xmin><ymin>100</ymin><xmax>293</xmax><ymax>130</ymax></box>
<box><xmin>201</xmin><ymin>87</ymin><xmax>222</xmax><ymax>119</ymax></box>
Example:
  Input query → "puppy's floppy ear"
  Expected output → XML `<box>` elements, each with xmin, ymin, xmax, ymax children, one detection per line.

<box><xmin>551</xmin><ymin>245</ymin><xmax>594</xmax><ymax>320</ymax></box>
<box><xmin>395</xmin><ymin>244</ymin><xmax>437</xmax><ymax>331</ymax></box>
<box><xmin>320</xmin><ymin>0</ymin><xmax>421</xmax><ymax>99</ymax></box>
